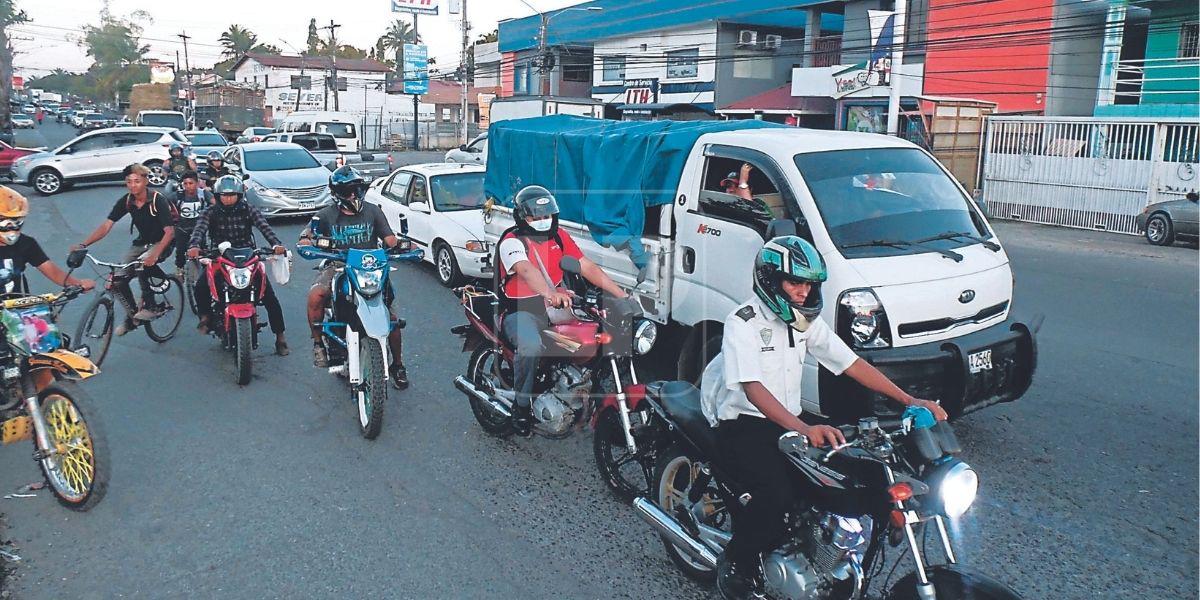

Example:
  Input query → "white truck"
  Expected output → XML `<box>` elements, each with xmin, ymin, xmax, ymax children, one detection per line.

<box><xmin>482</xmin><ymin>118</ymin><xmax>1039</xmax><ymax>420</ymax></box>
<box><xmin>488</xmin><ymin>97</ymin><xmax>603</xmax><ymax>124</ymax></box>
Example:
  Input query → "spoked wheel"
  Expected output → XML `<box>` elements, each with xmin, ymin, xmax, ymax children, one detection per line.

<box><xmin>36</xmin><ymin>383</ymin><xmax>109</xmax><ymax>511</ymax></box>
<box><xmin>143</xmin><ymin>274</ymin><xmax>184</xmax><ymax>342</ymax></box>
<box><xmin>356</xmin><ymin>339</ymin><xmax>387</xmax><ymax>439</ymax></box>
<box><xmin>145</xmin><ymin>162</ymin><xmax>167</xmax><ymax>186</ymax></box>
<box><xmin>73</xmin><ymin>295</ymin><xmax>114</xmax><ymax>366</ymax></box>
<box><xmin>234</xmin><ymin>317</ymin><xmax>253</xmax><ymax>385</ymax></box>
<box><xmin>655</xmin><ymin>446</ymin><xmax>729</xmax><ymax>582</ymax></box>
<box><xmin>465</xmin><ymin>345</ymin><xmax>514</xmax><ymax>437</ymax></box>
<box><xmin>593</xmin><ymin>408</ymin><xmax>657</xmax><ymax>503</ymax></box>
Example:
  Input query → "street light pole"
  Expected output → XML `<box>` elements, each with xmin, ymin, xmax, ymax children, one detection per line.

<box><xmin>517</xmin><ymin>1</ymin><xmax>601</xmax><ymax>98</ymax></box>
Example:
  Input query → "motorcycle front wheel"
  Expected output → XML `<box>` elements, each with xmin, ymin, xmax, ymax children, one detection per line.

<box><xmin>356</xmin><ymin>339</ymin><xmax>387</xmax><ymax>439</ymax></box>
<box><xmin>36</xmin><ymin>382</ymin><xmax>109</xmax><ymax>511</ymax></box>
<box><xmin>886</xmin><ymin>565</ymin><xmax>1024</xmax><ymax>600</ymax></box>
<box><xmin>654</xmin><ymin>445</ymin><xmax>729</xmax><ymax>582</ymax></box>
<box><xmin>593</xmin><ymin>408</ymin><xmax>655</xmax><ymax>503</ymax></box>
<box><xmin>466</xmin><ymin>345</ymin><xmax>514</xmax><ymax>437</ymax></box>
<box><xmin>234</xmin><ymin>317</ymin><xmax>252</xmax><ymax>385</ymax></box>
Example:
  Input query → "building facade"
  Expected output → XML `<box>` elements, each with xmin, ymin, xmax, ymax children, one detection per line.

<box><xmin>231</xmin><ymin>53</ymin><xmax>397</xmax><ymax>125</ymax></box>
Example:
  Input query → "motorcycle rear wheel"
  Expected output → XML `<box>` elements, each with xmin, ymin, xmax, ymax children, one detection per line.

<box><xmin>36</xmin><ymin>382</ymin><xmax>109</xmax><ymax>511</ymax></box>
<box><xmin>466</xmin><ymin>345</ymin><xmax>514</xmax><ymax>437</ymax></box>
<box><xmin>593</xmin><ymin>409</ymin><xmax>655</xmax><ymax>503</ymax></box>
<box><xmin>234</xmin><ymin>317</ymin><xmax>252</xmax><ymax>385</ymax></box>
<box><xmin>357</xmin><ymin>340</ymin><xmax>387</xmax><ymax>439</ymax></box>
<box><xmin>654</xmin><ymin>445</ymin><xmax>728</xmax><ymax>582</ymax></box>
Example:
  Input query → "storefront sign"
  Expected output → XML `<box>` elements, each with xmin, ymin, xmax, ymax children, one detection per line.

<box><xmin>276</xmin><ymin>91</ymin><xmax>325</xmax><ymax>109</ymax></box>
<box><xmin>622</xmin><ymin>78</ymin><xmax>659</xmax><ymax>105</ymax></box>
<box><xmin>391</xmin><ymin>0</ymin><xmax>439</xmax><ymax>16</ymax></box>
<box><xmin>832</xmin><ymin>63</ymin><xmax>881</xmax><ymax>98</ymax></box>
<box><xmin>403</xmin><ymin>43</ymin><xmax>429</xmax><ymax>95</ymax></box>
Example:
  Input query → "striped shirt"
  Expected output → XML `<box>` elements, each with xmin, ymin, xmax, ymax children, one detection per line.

<box><xmin>189</xmin><ymin>202</ymin><xmax>281</xmax><ymax>250</ymax></box>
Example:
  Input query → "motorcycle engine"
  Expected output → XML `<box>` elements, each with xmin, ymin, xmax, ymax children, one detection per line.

<box><xmin>763</xmin><ymin>512</ymin><xmax>873</xmax><ymax>600</ymax></box>
<box><xmin>531</xmin><ymin>365</ymin><xmax>593</xmax><ymax>435</ymax></box>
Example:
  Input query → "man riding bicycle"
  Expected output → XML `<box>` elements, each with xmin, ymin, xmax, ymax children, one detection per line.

<box><xmin>186</xmin><ymin>175</ymin><xmax>289</xmax><ymax>356</ymax></box>
<box><xmin>298</xmin><ymin>166</ymin><xmax>409</xmax><ymax>389</ymax></box>
<box><xmin>0</xmin><ymin>186</ymin><xmax>94</xmax><ymax>294</ymax></box>
<box><xmin>73</xmin><ymin>163</ymin><xmax>175</xmax><ymax>336</ymax></box>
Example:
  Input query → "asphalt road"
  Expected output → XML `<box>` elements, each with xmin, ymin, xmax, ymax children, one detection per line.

<box><xmin>0</xmin><ymin>121</ymin><xmax>1197</xmax><ymax>599</ymax></box>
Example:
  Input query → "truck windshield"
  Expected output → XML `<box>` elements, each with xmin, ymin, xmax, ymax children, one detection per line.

<box><xmin>140</xmin><ymin>113</ymin><xmax>185</xmax><ymax>130</ymax></box>
<box><xmin>186</xmin><ymin>133</ymin><xmax>227</xmax><ymax>146</ymax></box>
<box><xmin>244</xmin><ymin>148</ymin><xmax>319</xmax><ymax>171</ymax></box>
<box><xmin>316</xmin><ymin>122</ymin><xmax>356</xmax><ymax>139</ymax></box>
<box><xmin>429</xmin><ymin>172</ymin><xmax>486</xmax><ymax>212</ymax></box>
<box><xmin>793</xmin><ymin>148</ymin><xmax>989</xmax><ymax>258</ymax></box>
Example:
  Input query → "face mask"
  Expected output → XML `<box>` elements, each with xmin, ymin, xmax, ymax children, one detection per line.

<box><xmin>529</xmin><ymin>218</ymin><xmax>552</xmax><ymax>232</ymax></box>
<box><xmin>0</xmin><ymin>231</ymin><xmax>20</xmax><ymax>245</ymax></box>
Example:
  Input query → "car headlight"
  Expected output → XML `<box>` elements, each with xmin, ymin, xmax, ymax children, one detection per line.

<box><xmin>227</xmin><ymin>266</ymin><xmax>252</xmax><ymax>289</ymax></box>
<box><xmin>464</xmin><ymin>240</ymin><xmax>489</xmax><ymax>253</ymax></box>
<box><xmin>633</xmin><ymin>319</ymin><xmax>658</xmax><ymax>355</ymax></box>
<box><xmin>933</xmin><ymin>461</ymin><xmax>978</xmax><ymax>519</ymax></box>
<box><xmin>250</xmin><ymin>182</ymin><xmax>285</xmax><ymax>200</ymax></box>
<box><xmin>354</xmin><ymin>268</ymin><xmax>385</xmax><ymax>296</ymax></box>
<box><xmin>837</xmin><ymin>288</ymin><xmax>891</xmax><ymax>348</ymax></box>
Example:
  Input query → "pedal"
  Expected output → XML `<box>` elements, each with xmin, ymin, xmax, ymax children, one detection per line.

<box><xmin>1</xmin><ymin>416</ymin><xmax>32</xmax><ymax>445</ymax></box>
<box><xmin>395</xmin><ymin>318</ymin><xmax>407</xmax><ymax>330</ymax></box>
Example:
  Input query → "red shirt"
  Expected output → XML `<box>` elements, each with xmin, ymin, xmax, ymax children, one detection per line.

<box><xmin>498</xmin><ymin>230</ymin><xmax>584</xmax><ymax>300</ymax></box>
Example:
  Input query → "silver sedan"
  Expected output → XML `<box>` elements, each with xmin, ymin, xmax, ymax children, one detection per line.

<box><xmin>1136</xmin><ymin>192</ymin><xmax>1198</xmax><ymax>246</ymax></box>
<box><xmin>222</xmin><ymin>142</ymin><xmax>335</xmax><ymax>217</ymax></box>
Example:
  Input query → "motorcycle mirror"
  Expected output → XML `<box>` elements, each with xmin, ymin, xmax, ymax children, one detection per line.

<box><xmin>217</xmin><ymin>241</ymin><xmax>233</xmax><ymax>253</ymax></box>
<box><xmin>559</xmin><ymin>256</ymin><xmax>582</xmax><ymax>274</ymax></box>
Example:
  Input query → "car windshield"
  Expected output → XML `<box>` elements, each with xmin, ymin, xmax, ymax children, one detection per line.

<box><xmin>85</xmin><ymin>114</ymin><xmax>105</xmax><ymax>121</ymax></box>
<box><xmin>141</xmin><ymin>113</ymin><xmax>185</xmax><ymax>129</ymax></box>
<box><xmin>316</xmin><ymin>122</ymin><xmax>356</xmax><ymax>139</ymax></box>
<box><xmin>793</xmin><ymin>148</ymin><xmax>989</xmax><ymax>258</ymax></box>
<box><xmin>186</xmin><ymin>133</ymin><xmax>227</xmax><ymax>146</ymax></box>
<box><xmin>429</xmin><ymin>172</ymin><xmax>486</xmax><ymax>212</ymax></box>
<box><xmin>244</xmin><ymin>148</ymin><xmax>320</xmax><ymax>171</ymax></box>
<box><xmin>252</xmin><ymin>128</ymin><xmax>272</xmax><ymax>135</ymax></box>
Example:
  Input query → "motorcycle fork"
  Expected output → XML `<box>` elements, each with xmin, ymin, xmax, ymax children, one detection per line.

<box><xmin>608</xmin><ymin>357</ymin><xmax>639</xmax><ymax>455</ymax></box>
<box><xmin>20</xmin><ymin>376</ymin><xmax>54</xmax><ymax>459</ymax></box>
<box><xmin>885</xmin><ymin>465</ymin><xmax>940</xmax><ymax>599</ymax></box>
<box><xmin>347</xmin><ymin>329</ymin><xmax>361</xmax><ymax>385</ymax></box>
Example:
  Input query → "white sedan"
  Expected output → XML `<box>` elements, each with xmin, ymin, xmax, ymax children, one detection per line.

<box><xmin>364</xmin><ymin>163</ymin><xmax>492</xmax><ymax>287</ymax></box>
<box><xmin>444</xmin><ymin>132</ymin><xmax>487</xmax><ymax>165</ymax></box>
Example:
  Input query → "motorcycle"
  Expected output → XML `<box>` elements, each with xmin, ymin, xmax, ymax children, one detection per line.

<box><xmin>451</xmin><ymin>256</ymin><xmax>661</xmax><ymax>500</ymax></box>
<box><xmin>296</xmin><ymin>237</ymin><xmax>423</xmax><ymax>439</ymax></box>
<box><xmin>0</xmin><ymin>270</ymin><xmax>108</xmax><ymax>510</ymax></box>
<box><xmin>632</xmin><ymin>381</ymin><xmax>1022</xmax><ymax>600</ymax></box>
<box><xmin>198</xmin><ymin>241</ymin><xmax>273</xmax><ymax>385</ymax></box>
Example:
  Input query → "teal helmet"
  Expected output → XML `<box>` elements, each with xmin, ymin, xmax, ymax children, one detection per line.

<box><xmin>753</xmin><ymin>236</ymin><xmax>827</xmax><ymax>329</ymax></box>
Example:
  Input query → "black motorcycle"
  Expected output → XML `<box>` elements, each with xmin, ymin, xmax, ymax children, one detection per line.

<box><xmin>633</xmin><ymin>381</ymin><xmax>1022</xmax><ymax>600</ymax></box>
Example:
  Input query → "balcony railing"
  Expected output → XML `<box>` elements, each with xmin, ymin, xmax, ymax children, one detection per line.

<box><xmin>1112</xmin><ymin>57</ymin><xmax>1200</xmax><ymax>104</ymax></box>
<box><xmin>813</xmin><ymin>36</ymin><xmax>841</xmax><ymax>68</ymax></box>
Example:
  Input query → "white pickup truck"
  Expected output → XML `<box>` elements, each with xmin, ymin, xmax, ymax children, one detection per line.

<box><xmin>482</xmin><ymin>120</ymin><xmax>1039</xmax><ymax>420</ymax></box>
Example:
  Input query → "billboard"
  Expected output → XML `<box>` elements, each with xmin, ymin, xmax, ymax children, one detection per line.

<box><xmin>391</xmin><ymin>0</ymin><xmax>439</xmax><ymax>15</ymax></box>
<box><xmin>11</xmin><ymin>76</ymin><xmax>23</xmax><ymax>90</ymax></box>
<box><xmin>402</xmin><ymin>44</ymin><xmax>429</xmax><ymax>95</ymax></box>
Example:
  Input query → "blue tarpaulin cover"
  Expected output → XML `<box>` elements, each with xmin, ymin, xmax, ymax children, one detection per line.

<box><xmin>484</xmin><ymin>115</ymin><xmax>785</xmax><ymax>268</ymax></box>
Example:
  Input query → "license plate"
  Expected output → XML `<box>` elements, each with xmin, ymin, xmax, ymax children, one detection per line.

<box><xmin>299</xmin><ymin>201</ymin><xmax>315</xmax><ymax>209</ymax></box>
<box><xmin>968</xmin><ymin>349</ymin><xmax>993</xmax><ymax>374</ymax></box>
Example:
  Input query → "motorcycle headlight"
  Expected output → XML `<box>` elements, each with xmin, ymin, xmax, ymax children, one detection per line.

<box><xmin>838</xmin><ymin>288</ymin><xmax>891</xmax><ymax>348</ymax></box>
<box><xmin>227</xmin><ymin>266</ymin><xmax>252</xmax><ymax>289</ymax></box>
<box><xmin>633</xmin><ymin>319</ymin><xmax>657</xmax><ymax>355</ymax></box>
<box><xmin>354</xmin><ymin>268</ymin><xmax>385</xmax><ymax>296</ymax></box>
<box><xmin>464</xmin><ymin>240</ymin><xmax>489</xmax><ymax>253</ymax></box>
<box><xmin>933</xmin><ymin>461</ymin><xmax>978</xmax><ymax>519</ymax></box>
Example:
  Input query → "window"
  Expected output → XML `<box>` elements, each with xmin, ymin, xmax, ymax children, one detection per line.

<box><xmin>1181</xmin><ymin>22</ymin><xmax>1199</xmax><ymax>58</ymax></box>
<box><xmin>134</xmin><ymin>132</ymin><xmax>165</xmax><ymax>144</ymax></box>
<box><xmin>562</xmin><ymin>56</ymin><xmax>591</xmax><ymax>82</ymax></box>
<box><xmin>110</xmin><ymin>135</ymin><xmax>143</xmax><ymax>148</ymax></box>
<box><xmin>385</xmin><ymin>172</ymin><xmax>413</xmax><ymax>203</ymax></box>
<box><xmin>514</xmin><ymin>64</ymin><xmax>530</xmax><ymax>94</ymax></box>
<box><xmin>407</xmin><ymin>176</ymin><xmax>430</xmax><ymax>207</ymax></box>
<box><xmin>64</xmin><ymin>134</ymin><xmax>113</xmax><ymax>153</ymax></box>
<box><xmin>186</xmin><ymin>133</ymin><xmax>228</xmax><ymax>147</ymax></box>
<box><xmin>666</xmin><ymin>48</ymin><xmax>700</xmax><ymax>79</ymax></box>
<box><xmin>429</xmin><ymin>173</ymin><xmax>486</xmax><ymax>212</ymax></box>
<box><xmin>697</xmin><ymin>156</ymin><xmax>786</xmax><ymax>235</ymax></box>
<box><xmin>316</xmin><ymin>122</ymin><xmax>355</xmax><ymax>138</ymax></box>
<box><xmin>602</xmin><ymin>56</ymin><xmax>626</xmax><ymax>82</ymax></box>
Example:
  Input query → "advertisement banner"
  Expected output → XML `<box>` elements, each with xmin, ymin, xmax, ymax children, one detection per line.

<box><xmin>402</xmin><ymin>43</ymin><xmax>429</xmax><ymax>95</ymax></box>
<box><xmin>391</xmin><ymin>0</ymin><xmax>439</xmax><ymax>15</ymax></box>
<box><xmin>867</xmin><ymin>10</ymin><xmax>902</xmax><ymax>85</ymax></box>
<box><xmin>11</xmin><ymin>76</ymin><xmax>23</xmax><ymax>90</ymax></box>
<box><xmin>150</xmin><ymin>60</ymin><xmax>176</xmax><ymax>84</ymax></box>
<box><xmin>622</xmin><ymin>78</ymin><xmax>659</xmax><ymax>106</ymax></box>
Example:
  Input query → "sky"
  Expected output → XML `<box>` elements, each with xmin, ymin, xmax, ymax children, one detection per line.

<box><xmin>9</xmin><ymin>0</ymin><xmax>582</xmax><ymax>79</ymax></box>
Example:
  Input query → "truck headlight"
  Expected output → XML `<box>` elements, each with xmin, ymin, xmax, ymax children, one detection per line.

<box><xmin>464</xmin><ymin>240</ymin><xmax>489</xmax><ymax>253</ymax></box>
<box><xmin>837</xmin><ymin>289</ymin><xmax>891</xmax><ymax>348</ymax></box>
<box><xmin>354</xmin><ymin>268</ymin><xmax>385</xmax><ymax>296</ymax></box>
<box><xmin>633</xmin><ymin>319</ymin><xmax>657</xmax><ymax>355</ymax></box>
<box><xmin>227</xmin><ymin>267</ymin><xmax>252</xmax><ymax>289</ymax></box>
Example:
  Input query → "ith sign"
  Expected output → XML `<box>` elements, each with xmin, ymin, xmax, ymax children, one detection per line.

<box><xmin>622</xmin><ymin>78</ymin><xmax>659</xmax><ymax>105</ymax></box>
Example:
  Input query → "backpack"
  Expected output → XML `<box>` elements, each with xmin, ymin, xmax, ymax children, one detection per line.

<box><xmin>123</xmin><ymin>191</ymin><xmax>179</xmax><ymax>230</ymax></box>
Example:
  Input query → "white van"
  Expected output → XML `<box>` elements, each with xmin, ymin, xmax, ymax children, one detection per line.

<box><xmin>482</xmin><ymin>123</ymin><xmax>1040</xmax><ymax>422</ymax></box>
<box><xmin>277</xmin><ymin>111</ymin><xmax>359</xmax><ymax>153</ymax></box>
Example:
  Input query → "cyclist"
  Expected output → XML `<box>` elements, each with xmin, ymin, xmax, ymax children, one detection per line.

<box><xmin>73</xmin><ymin>164</ymin><xmax>175</xmax><ymax>336</ymax></box>
<box><xmin>170</xmin><ymin>170</ymin><xmax>213</xmax><ymax>277</ymax></box>
<box><xmin>0</xmin><ymin>186</ymin><xmax>94</xmax><ymax>294</ymax></box>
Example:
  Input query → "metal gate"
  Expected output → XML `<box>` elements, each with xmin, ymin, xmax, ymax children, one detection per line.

<box><xmin>981</xmin><ymin>116</ymin><xmax>1199</xmax><ymax>234</ymax></box>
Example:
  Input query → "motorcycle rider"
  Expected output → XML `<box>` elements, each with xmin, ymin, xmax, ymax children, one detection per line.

<box><xmin>701</xmin><ymin>236</ymin><xmax>948</xmax><ymax>600</ymax></box>
<box><xmin>73</xmin><ymin>163</ymin><xmax>175</xmax><ymax>336</ymax></box>
<box><xmin>165</xmin><ymin>143</ymin><xmax>197</xmax><ymax>185</ymax></box>
<box><xmin>298</xmin><ymin>166</ymin><xmax>409</xmax><ymax>389</ymax></box>
<box><xmin>0</xmin><ymin>186</ymin><xmax>94</xmax><ymax>294</ymax></box>
<box><xmin>496</xmin><ymin>185</ymin><xmax>631</xmax><ymax>435</ymax></box>
<box><xmin>202</xmin><ymin>151</ymin><xmax>230</xmax><ymax>188</ymax></box>
<box><xmin>186</xmin><ymin>175</ymin><xmax>289</xmax><ymax>356</ymax></box>
<box><xmin>170</xmin><ymin>170</ymin><xmax>213</xmax><ymax>277</ymax></box>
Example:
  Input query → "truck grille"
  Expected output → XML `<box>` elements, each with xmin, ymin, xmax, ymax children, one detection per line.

<box><xmin>897</xmin><ymin>301</ymin><xmax>1008</xmax><ymax>338</ymax></box>
<box><xmin>278</xmin><ymin>186</ymin><xmax>326</xmax><ymax>200</ymax></box>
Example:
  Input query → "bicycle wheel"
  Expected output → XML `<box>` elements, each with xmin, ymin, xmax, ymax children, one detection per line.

<box><xmin>73</xmin><ymin>294</ymin><xmax>114</xmax><ymax>366</ymax></box>
<box><xmin>184</xmin><ymin>261</ymin><xmax>200</xmax><ymax>316</ymax></box>
<box><xmin>144</xmin><ymin>274</ymin><xmax>184</xmax><ymax>342</ymax></box>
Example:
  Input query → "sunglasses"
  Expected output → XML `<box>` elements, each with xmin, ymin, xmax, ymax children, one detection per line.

<box><xmin>0</xmin><ymin>219</ymin><xmax>24</xmax><ymax>232</ymax></box>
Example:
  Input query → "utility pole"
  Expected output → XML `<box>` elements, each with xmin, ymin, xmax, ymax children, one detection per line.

<box><xmin>538</xmin><ymin>14</ymin><xmax>549</xmax><ymax>96</ymax></box>
<box><xmin>320</xmin><ymin>20</ymin><xmax>342</xmax><ymax>111</ymax></box>
<box><xmin>178</xmin><ymin>31</ymin><xmax>193</xmax><ymax>116</ymax></box>
<box><xmin>885</xmin><ymin>4</ymin><xmax>906</xmax><ymax>137</ymax></box>
<box><xmin>412</xmin><ymin>14</ymin><xmax>419</xmax><ymax>151</ymax></box>
<box><xmin>460</xmin><ymin>0</ymin><xmax>470</xmax><ymax>146</ymax></box>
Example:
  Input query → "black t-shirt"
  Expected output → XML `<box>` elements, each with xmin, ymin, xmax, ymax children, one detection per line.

<box><xmin>0</xmin><ymin>235</ymin><xmax>50</xmax><ymax>294</ymax></box>
<box><xmin>203</xmin><ymin>165</ymin><xmax>230</xmax><ymax>186</ymax></box>
<box><xmin>308</xmin><ymin>203</ymin><xmax>394</xmax><ymax>250</ymax></box>
<box><xmin>108</xmin><ymin>192</ymin><xmax>174</xmax><ymax>245</ymax></box>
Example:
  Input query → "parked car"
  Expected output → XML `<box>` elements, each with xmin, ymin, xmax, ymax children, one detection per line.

<box><xmin>21</xmin><ymin>104</ymin><xmax>35</xmax><ymax>115</ymax></box>
<box><xmin>181</xmin><ymin>130</ymin><xmax>230</xmax><ymax>166</ymax></box>
<box><xmin>57</xmin><ymin>109</ymin><xmax>76</xmax><ymax>124</ymax></box>
<box><xmin>1137</xmin><ymin>192</ymin><xmax>1199</xmax><ymax>246</ymax></box>
<box><xmin>262</xmin><ymin>132</ymin><xmax>341</xmax><ymax>164</ymax></box>
<box><xmin>11</xmin><ymin>114</ymin><xmax>35</xmax><ymax>129</ymax></box>
<box><xmin>79</xmin><ymin>113</ymin><xmax>110</xmax><ymax>131</ymax></box>
<box><xmin>275</xmin><ymin>111</ymin><xmax>358</xmax><ymax>153</ymax></box>
<box><xmin>10</xmin><ymin>127</ymin><xmax>189</xmax><ymax>195</ymax></box>
<box><xmin>0</xmin><ymin>140</ymin><xmax>41</xmax><ymax>180</ymax></box>
<box><xmin>71</xmin><ymin>111</ymin><xmax>92</xmax><ymax>127</ymax></box>
<box><xmin>444</xmin><ymin>132</ymin><xmax>487</xmax><ymax>165</ymax></box>
<box><xmin>239</xmin><ymin>127</ymin><xmax>273</xmax><ymax>143</ymax></box>
<box><xmin>364</xmin><ymin>163</ymin><xmax>490</xmax><ymax>286</ymax></box>
<box><xmin>222</xmin><ymin>142</ymin><xmax>334</xmax><ymax>217</ymax></box>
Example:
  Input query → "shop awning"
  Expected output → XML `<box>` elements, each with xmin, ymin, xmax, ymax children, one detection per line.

<box><xmin>617</xmin><ymin>102</ymin><xmax>715</xmax><ymax>115</ymax></box>
<box><xmin>718</xmin><ymin>84</ymin><xmax>835</xmax><ymax>115</ymax></box>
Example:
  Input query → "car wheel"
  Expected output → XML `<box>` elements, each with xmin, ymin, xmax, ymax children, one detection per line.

<box><xmin>145</xmin><ymin>161</ymin><xmax>167</xmax><ymax>186</ymax></box>
<box><xmin>1145</xmin><ymin>214</ymin><xmax>1174</xmax><ymax>246</ymax></box>
<box><xmin>434</xmin><ymin>242</ymin><xmax>464</xmax><ymax>287</ymax></box>
<box><xmin>31</xmin><ymin>168</ymin><xmax>63</xmax><ymax>196</ymax></box>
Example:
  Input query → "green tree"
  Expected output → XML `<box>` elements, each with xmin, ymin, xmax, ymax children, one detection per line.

<box><xmin>305</xmin><ymin>18</ymin><xmax>320</xmax><ymax>55</ymax></box>
<box><xmin>476</xmin><ymin>28</ymin><xmax>498</xmax><ymax>44</ymax></box>
<box><xmin>80</xmin><ymin>5</ymin><xmax>151</xmax><ymax>103</ymax></box>
<box><xmin>218</xmin><ymin>24</ymin><xmax>259</xmax><ymax>60</ymax></box>
<box><xmin>1</xmin><ymin>0</ymin><xmax>30</xmax><ymax>138</ymax></box>
<box><xmin>377</xmin><ymin>19</ymin><xmax>419</xmax><ymax>74</ymax></box>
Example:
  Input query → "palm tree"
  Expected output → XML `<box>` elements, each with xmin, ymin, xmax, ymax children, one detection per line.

<box><xmin>377</xmin><ymin>19</ymin><xmax>419</xmax><ymax>69</ymax></box>
<box><xmin>218</xmin><ymin>24</ymin><xmax>259</xmax><ymax>60</ymax></box>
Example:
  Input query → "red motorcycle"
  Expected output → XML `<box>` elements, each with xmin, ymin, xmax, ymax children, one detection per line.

<box><xmin>452</xmin><ymin>256</ymin><xmax>663</xmax><ymax>501</ymax></box>
<box><xmin>199</xmin><ymin>241</ymin><xmax>273</xmax><ymax>385</ymax></box>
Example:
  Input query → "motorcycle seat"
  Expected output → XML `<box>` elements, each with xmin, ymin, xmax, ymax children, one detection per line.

<box><xmin>647</xmin><ymin>381</ymin><xmax>720</xmax><ymax>459</ymax></box>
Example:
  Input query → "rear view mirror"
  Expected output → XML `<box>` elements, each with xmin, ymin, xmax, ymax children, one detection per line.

<box><xmin>325</xmin><ymin>160</ymin><xmax>338</xmax><ymax>171</ymax></box>
<box><xmin>242</xmin><ymin>173</ymin><xmax>250</xmax><ymax>181</ymax></box>
<box><xmin>559</xmin><ymin>256</ymin><xmax>582</xmax><ymax>274</ymax></box>
<box><xmin>458</xmin><ymin>144</ymin><xmax>467</xmax><ymax>151</ymax></box>
<box><xmin>360</xmin><ymin>152</ymin><xmax>374</xmax><ymax>162</ymax></box>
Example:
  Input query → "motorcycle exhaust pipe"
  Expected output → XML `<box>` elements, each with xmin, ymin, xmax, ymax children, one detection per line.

<box><xmin>632</xmin><ymin>497</ymin><xmax>718</xmax><ymax>570</ymax></box>
<box><xmin>453</xmin><ymin>376</ymin><xmax>512</xmax><ymax>418</ymax></box>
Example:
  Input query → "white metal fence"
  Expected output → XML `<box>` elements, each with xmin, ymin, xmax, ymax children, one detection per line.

<box><xmin>981</xmin><ymin>116</ymin><xmax>1199</xmax><ymax>234</ymax></box>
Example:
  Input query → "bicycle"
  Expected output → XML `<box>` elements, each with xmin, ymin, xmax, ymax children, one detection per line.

<box><xmin>70</xmin><ymin>251</ymin><xmax>185</xmax><ymax>365</ymax></box>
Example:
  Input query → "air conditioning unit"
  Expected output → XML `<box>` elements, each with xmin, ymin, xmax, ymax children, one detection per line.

<box><xmin>763</xmin><ymin>34</ymin><xmax>782</xmax><ymax>50</ymax></box>
<box><xmin>737</xmin><ymin>30</ymin><xmax>759</xmax><ymax>48</ymax></box>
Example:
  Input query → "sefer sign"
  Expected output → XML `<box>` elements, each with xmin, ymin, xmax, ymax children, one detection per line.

<box><xmin>622</xmin><ymin>78</ymin><xmax>659</xmax><ymax>105</ymax></box>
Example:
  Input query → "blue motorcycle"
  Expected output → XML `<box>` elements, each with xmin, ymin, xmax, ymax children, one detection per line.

<box><xmin>297</xmin><ymin>241</ymin><xmax>423</xmax><ymax>439</ymax></box>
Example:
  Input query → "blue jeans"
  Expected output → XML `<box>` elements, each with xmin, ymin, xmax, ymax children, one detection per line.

<box><xmin>501</xmin><ymin>308</ymin><xmax>547</xmax><ymax>410</ymax></box>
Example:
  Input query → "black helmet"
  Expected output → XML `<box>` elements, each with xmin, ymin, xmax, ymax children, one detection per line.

<box><xmin>513</xmin><ymin>185</ymin><xmax>559</xmax><ymax>238</ymax></box>
<box><xmin>207</xmin><ymin>150</ymin><xmax>224</xmax><ymax>163</ymax></box>
<box><xmin>205</xmin><ymin>120</ymin><xmax>214</xmax><ymax>128</ymax></box>
<box><xmin>169</xmin><ymin>143</ymin><xmax>184</xmax><ymax>157</ymax></box>
<box><xmin>329</xmin><ymin>166</ymin><xmax>368</xmax><ymax>213</ymax></box>
<box><xmin>212</xmin><ymin>175</ymin><xmax>246</xmax><ymax>212</ymax></box>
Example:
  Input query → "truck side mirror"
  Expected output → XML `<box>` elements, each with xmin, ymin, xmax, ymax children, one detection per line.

<box><xmin>458</xmin><ymin>144</ymin><xmax>468</xmax><ymax>151</ymax></box>
<box><xmin>325</xmin><ymin>160</ymin><xmax>338</xmax><ymax>171</ymax></box>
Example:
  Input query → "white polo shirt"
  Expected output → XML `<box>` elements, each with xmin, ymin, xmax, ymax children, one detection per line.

<box><xmin>701</xmin><ymin>297</ymin><xmax>859</xmax><ymax>426</ymax></box>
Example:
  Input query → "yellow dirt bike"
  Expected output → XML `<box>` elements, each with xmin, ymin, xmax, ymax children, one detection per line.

<box><xmin>0</xmin><ymin>282</ymin><xmax>108</xmax><ymax>511</ymax></box>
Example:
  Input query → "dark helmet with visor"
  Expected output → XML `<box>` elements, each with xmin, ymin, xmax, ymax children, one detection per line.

<box><xmin>207</xmin><ymin>150</ymin><xmax>224</xmax><ymax>164</ymax></box>
<box><xmin>212</xmin><ymin>175</ymin><xmax>246</xmax><ymax>213</ymax></box>
<box><xmin>513</xmin><ymin>185</ymin><xmax>559</xmax><ymax>237</ymax></box>
<box><xmin>329</xmin><ymin>166</ymin><xmax>368</xmax><ymax>213</ymax></box>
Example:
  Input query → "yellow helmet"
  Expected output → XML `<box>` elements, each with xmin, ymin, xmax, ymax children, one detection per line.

<box><xmin>0</xmin><ymin>186</ymin><xmax>30</xmax><ymax>220</ymax></box>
